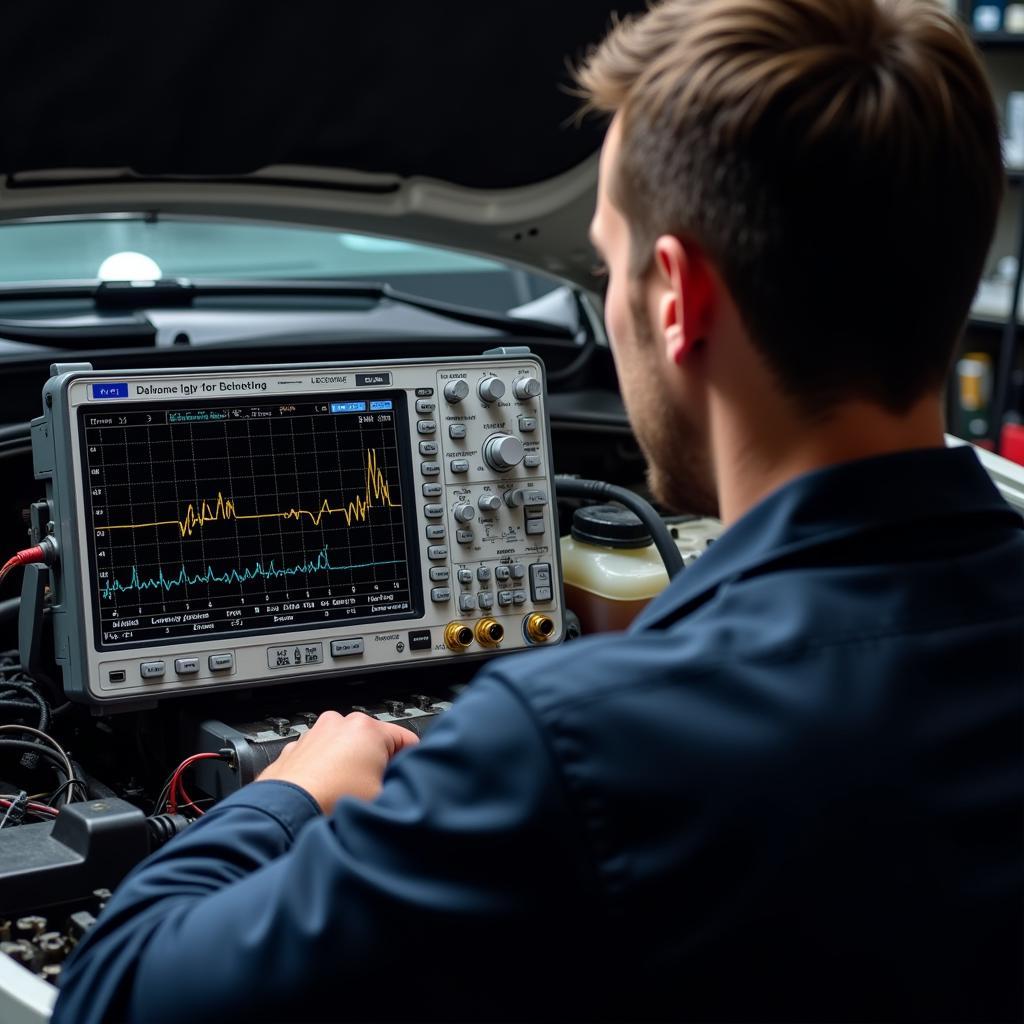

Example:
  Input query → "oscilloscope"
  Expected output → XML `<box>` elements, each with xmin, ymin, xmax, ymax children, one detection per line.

<box><xmin>31</xmin><ymin>353</ymin><xmax>563</xmax><ymax>706</ymax></box>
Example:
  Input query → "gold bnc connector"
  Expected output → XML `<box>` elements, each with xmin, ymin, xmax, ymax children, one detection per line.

<box><xmin>475</xmin><ymin>618</ymin><xmax>505</xmax><ymax>647</ymax></box>
<box><xmin>524</xmin><ymin>613</ymin><xmax>555</xmax><ymax>644</ymax></box>
<box><xmin>444</xmin><ymin>622</ymin><xmax>475</xmax><ymax>651</ymax></box>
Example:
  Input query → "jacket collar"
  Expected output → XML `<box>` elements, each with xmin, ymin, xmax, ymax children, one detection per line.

<box><xmin>630</xmin><ymin>445</ymin><xmax>1021</xmax><ymax>632</ymax></box>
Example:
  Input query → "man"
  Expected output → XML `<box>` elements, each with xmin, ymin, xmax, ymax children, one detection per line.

<box><xmin>55</xmin><ymin>0</ymin><xmax>1023</xmax><ymax>1021</ymax></box>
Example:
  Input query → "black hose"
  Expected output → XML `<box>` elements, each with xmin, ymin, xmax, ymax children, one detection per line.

<box><xmin>554</xmin><ymin>476</ymin><xmax>686</xmax><ymax>579</ymax></box>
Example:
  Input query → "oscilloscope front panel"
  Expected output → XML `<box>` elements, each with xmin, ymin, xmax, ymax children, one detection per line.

<box><xmin>32</xmin><ymin>355</ymin><xmax>563</xmax><ymax>705</ymax></box>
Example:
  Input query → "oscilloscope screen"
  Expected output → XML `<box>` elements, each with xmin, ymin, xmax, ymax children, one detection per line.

<box><xmin>78</xmin><ymin>393</ymin><xmax>422</xmax><ymax>649</ymax></box>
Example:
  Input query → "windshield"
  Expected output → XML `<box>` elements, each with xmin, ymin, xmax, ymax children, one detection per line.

<box><xmin>0</xmin><ymin>216</ymin><xmax>561</xmax><ymax>313</ymax></box>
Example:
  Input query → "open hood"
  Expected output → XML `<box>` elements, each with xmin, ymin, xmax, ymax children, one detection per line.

<box><xmin>0</xmin><ymin>3</ymin><xmax>646</xmax><ymax>286</ymax></box>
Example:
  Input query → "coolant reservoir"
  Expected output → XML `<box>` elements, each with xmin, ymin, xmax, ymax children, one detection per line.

<box><xmin>561</xmin><ymin>504</ymin><xmax>722</xmax><ymax>634</ymax></box>
<box><xmin>558</xmin><ymin>505</ymin><xmax>668</xmax><ymax>633</ymax></box>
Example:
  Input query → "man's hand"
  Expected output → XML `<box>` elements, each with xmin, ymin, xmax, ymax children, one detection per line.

<box><xmin>256</xmin><ymin>711</ymin><xmax>419</xmax><ymax>813</ymax></box>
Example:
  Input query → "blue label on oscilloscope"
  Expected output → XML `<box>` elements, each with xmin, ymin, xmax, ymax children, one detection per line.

<box><xmin>370</xmin><ymin>400</ymin><xmax>393</xmax><ymax>411</ymax></box>
<box><xmin>330</xmin><ymin>401</ymin><xmax>366</xmax><ymax>414</ymax></box>
<box><xmin>91</xmin><ymin>383</ymin><xmax>129</xmax><ymax>400</ymax></box>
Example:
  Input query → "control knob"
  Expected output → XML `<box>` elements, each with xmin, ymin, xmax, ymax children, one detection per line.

<box><xmin>453</xmin><ymin>502</ymin><xmax>476</xmax><ymax>524</ymax></box>
<box><xmin>482</xmin><ymin>433</ymin><xmax>524</xmax><ymax>473</ymax></box>
<box><xmin>513</xmin><ymin>376</ymin><xmax>542</xmax><ymax>400</ymax></box>
<box><xmin>478</xmin><ymin>376</ymin><xmax>506</xmax><ymax>403</ymax></box>
<box><xmin>443</xmin><ymin>379</ymin><xmax>470</xmax><ymax>403</ymax></box>
<box><xmin>478</xmin><ymin>493</ymin><xmax>503</xmax><ymax>513</ymax></box>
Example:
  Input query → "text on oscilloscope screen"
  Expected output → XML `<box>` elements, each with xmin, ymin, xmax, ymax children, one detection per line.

<box><xmin>78</xmin><ymin>393</ymin><xmax>422</xmax><ymax>648</ymax></box>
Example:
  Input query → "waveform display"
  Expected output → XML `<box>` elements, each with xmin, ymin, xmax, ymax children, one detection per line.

<box><xmin>102</xmin><ymin>448</ymin><xmax>398</xmax><ymax>537</ymax></box>
<box><xmin>101</xmin><ymin>545</ymin><xmax>404</xmax><ymax>600</ymax></box>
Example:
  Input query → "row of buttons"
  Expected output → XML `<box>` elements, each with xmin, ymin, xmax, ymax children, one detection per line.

<box><xmin>139</xmin><ymin>653</ymin><xmax>234</xmax><ymax>680</ymax></box>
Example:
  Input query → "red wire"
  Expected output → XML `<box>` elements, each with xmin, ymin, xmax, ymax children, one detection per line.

<box><xmin>0</xmin><ymin>546</ymin><xmax>45</xmax><ymax>586</ymax></box>
<box><xmin>0</xmin><ymin>798</ymin><xmax>58</xmax><ymax>817</ymax></box>
<box><xmin>166</xmin><ymin>752</ymin><xmax>223</xmax><ymax>815</ymax></box>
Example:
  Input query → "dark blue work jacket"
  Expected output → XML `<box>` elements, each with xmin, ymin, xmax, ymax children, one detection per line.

<box><xmin>53</xmin><ymin>447</ymin><xmax>1024</xmax><ymax>1023</ymax></box>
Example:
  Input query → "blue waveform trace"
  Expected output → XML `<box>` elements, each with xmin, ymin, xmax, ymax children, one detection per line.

<box><xmin>101</xmin><ymin>546</ymin><xmax>405</xmax><ymax>600</ymax></box>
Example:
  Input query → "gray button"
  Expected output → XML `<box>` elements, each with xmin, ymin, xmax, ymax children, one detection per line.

<box><xmin>331</xmin><ymin>638</ymin><xmax>365</xmax><ymax>657</ymax></box>
<box><xmin>417</xmin><ymin>420</ymin><xmax>437</xmax><ymax>435</ymax></box>
<box><xmin>495</xmin><ymin>565</ymin><xmax>511</xmax><ymax>581</ymax></box>
<box><xmin>425</xmin><ymin>525</ymin><xmax>446</xmax><ymax>540</ymax></box>
<box><xmin>416</xmin><ymin>388</ymin><xmax>434</xmax><ymax>398</ymax></box>
<box><xmin>529</xmin><ymin>563</ymin><xmax>552</xmax><ymax>587</ymax></box>
<box><xmin>431</xmin><ymin>587</ymin><xmax>452</xmax><ymax>603</ymax></box>
<box><xmin>422</xmin><ymin>482</ymin><xmax>442</xmax><ymax>497</ymax></box>
<box><xmin>420</xmin><ymin>461</ymin><xmax>440</xmax><ymax>476</ymax></box>
<box><xmin>415</xmin><ymin>399</ymin><xmax>436</xmax><ymax>414</ymax></box>
<box><xmin>457</xmin><ymin>569</ymin><xmax>473</xmax><ymax>584</ymax></box>
<box><xmin>526</xmin><ymin>519</ymin><xmax>546</xmax><ymax>535</ymax></box>
<box><xmin>477</xmin><ymin>566</ymin><xmax>492</xmax><ymax>582</ymax></box>
<box><xmin>524</xmin><ymin>455</ymin><xmax>542</xmax><ymax>469</ymax></box>
<box><xmin>508</xmin><ymin>488</ymin><xmax>548</xmax><ymax>507</ymax></box>
<box><xmin>497</xmin><ymin>590</ymin><xmax>514</xmax><ymax>607</ymax></box>
<box><xmin>456</xmin><ymin>529</ymin><xmax>474</xmax><ymax>544</ymax></box>
<box><xmin>450</xmin><ymin>459</ymin><xmax>470</xmax><ymax>473</ymax></box>
<box><xmin>267</xmin><ymin>647</ymin><xmax>294</xmax><ymax>669</ymax></box>
<box><xmin>518</xmin><ymin>416</ymin><xmax>537</xmax><ymax>432</ymax></box>
<box><xmin>478</xmin><ymin>592</ymin><xmax>494</xmax><ymax>610</ymax></box>
<box><xmin>209</xmin><ymin>653</ymin><xmax>234</xmax><ymax>672</ymax></box>
<box><xmin>424</xmin><ymin>503</ymin><xmax>444</xmax><ymax>518</ymax></box>
<box><xmin>459</xmin><ymin>593</ymin><xmax>477</xmax><ymax>612</ymax></box>
<box><xmin>529</xmin><ymin>564</ymin><xmax>554</xmax><ymax>603</ymax></box>
<box><xmin>513</xmin><ymin>590</ymin><xmax>527</xmax><ymax>605</ymax></box>
<box><xmin>140</xmin><ymin>661</ymin><xmax>165</xmax><ymax>679</ymax></box>
<box><xmin>511</xmin><ymin>564</ymin><xmax>526</xmax><ymax>579</ymax></box>
<box><xmin>174</xmin><ymin>657</ymin><xmax>199</xmax><ymax>676</ymax></box>
<box><xmin>427</xmin><ymin>545</ymin><xmax>449</xmax><ymax>560</ymax></box>
<box><xmin>448</xmin><ymin>424</ymin><xmax>467</xmax><ymax>440</ymax></box>
<box><xmin>429</xmin><ymin>566</ymin><xmax>450</xmax><ymax>582</ymax></box>
<box><xmin>418</xmin><ymin>440</ymin><xmax>439</xmax><ymax>456</ymax></box>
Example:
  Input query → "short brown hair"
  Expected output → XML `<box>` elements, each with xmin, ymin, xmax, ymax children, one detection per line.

<box><xmin>577</xmin><ymin>0</ymin><xmax>1004</xmax><ymax>415</ymax></box>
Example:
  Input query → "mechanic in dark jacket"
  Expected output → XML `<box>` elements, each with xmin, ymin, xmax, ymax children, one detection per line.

<box><xmin>54</xmin><ymin>1</ymin><xmax>1023</xmax><ymax>1021</ymax></box>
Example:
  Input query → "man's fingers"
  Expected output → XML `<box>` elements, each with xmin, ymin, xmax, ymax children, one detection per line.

<box><xmin>380</xmin><ymin>720</ymin><xmax>420</xmax><ymax>756</ymax></box>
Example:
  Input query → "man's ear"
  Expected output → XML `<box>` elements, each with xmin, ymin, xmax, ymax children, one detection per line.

<box><xmin>653</xmin><ymin>235</ymin><xmax>714</xmax><ymax>366</ymax></box>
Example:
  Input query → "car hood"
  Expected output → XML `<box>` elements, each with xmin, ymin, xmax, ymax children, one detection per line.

<box><xmin>0</xmin><ymin>3</ymin><xmax>644</xmax><ymax>287</ymax></box>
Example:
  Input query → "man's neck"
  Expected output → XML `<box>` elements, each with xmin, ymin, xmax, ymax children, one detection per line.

<box><xmin>711</xmin><ymin>395</ymin><xmax>948</xmax><ymax>527</ymax></box>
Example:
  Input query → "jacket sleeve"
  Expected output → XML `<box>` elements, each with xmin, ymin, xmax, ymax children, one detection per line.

<box><xmin>51</xmin><ymin>673</ymin><xmax>594</xmax><ymax>1024</ymax></box>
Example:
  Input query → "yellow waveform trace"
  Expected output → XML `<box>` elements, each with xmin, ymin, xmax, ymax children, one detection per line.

<box><xmin>101</xmin><ymin>448</ymin><xmax>399</xmax><ymax>537</ymax></box>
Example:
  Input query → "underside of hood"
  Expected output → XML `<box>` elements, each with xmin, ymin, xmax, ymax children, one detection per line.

<box><xmin>0</xmin><ymin>2</ymin><xmax>644</xmax><ymax>187</ymax></box>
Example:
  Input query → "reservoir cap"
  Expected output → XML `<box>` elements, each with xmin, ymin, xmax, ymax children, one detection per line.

<box><xmin>571</xmin><ymin>504</ymin><xmax>652</xmax><ymax>549</ymax></box>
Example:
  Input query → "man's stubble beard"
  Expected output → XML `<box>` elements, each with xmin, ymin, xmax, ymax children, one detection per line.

<box><xmin>623</xmin><ymin>282</ymin><xmax>719</xmax><ymax>518</ymax></box>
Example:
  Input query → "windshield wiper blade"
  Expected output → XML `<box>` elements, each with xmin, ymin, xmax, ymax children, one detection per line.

<box><xmin>0</xmin><ymin>279</ymin><xmax>576</xmax><ymax>341</ymax></box>
<box><xmin>0</xmin><ymin>312</ymin><xmax>155</xmax><ymax>347</ymax></box>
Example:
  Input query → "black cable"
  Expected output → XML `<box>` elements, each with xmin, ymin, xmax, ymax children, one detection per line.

<box><xmin>46</xmin><ymin>777</ymin><xmax>78</xmax><ymax>806</ymax></box>
<box><xmin>554</xmin><ymin>476</ymin><xmax>685</xmax><ymax>579</ymax></box>
<box><xmin>0</xmin><ymin>738</ymin><xmax>72</xmax><ymax>773</ymax></box>
<box><xmin>0</xmin><ymin>679</ymin><xmax>50</xmax><ymax>770</ymax></box>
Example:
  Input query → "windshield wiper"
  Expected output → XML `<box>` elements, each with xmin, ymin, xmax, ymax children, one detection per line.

<box><xmin>0</xmin><ymin>279</ymin><xmax>576</xmax><ymax>347</ymax></box>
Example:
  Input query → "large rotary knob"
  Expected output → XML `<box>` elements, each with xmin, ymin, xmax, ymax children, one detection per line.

<box><xmin>453</xmin><ymin>502</ymin><xmax>476</xmax><ymax>524</ymax></box>
<box><xmin>513</xmin><ymin>376</ymin><xmax>542</xmax><ymax>400</ymax></box>
<box><xmin>443</xmin><ymin>379</ymin><xmax>470</xmax><ymax>403</ymax></box>
<box><xmin>478</xmin><ymin>376</ymin><xmax>506</xmax><ymax>403</ymax></box>
<box><xmin>482</xmin><ymin>433</ymin><xmax>524</xmax><ymax>473</ymax></box>
<box><xmin>478</xmin><ymin>493</ymin><xmax>503</xmax><ymax>513</ymax></box>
